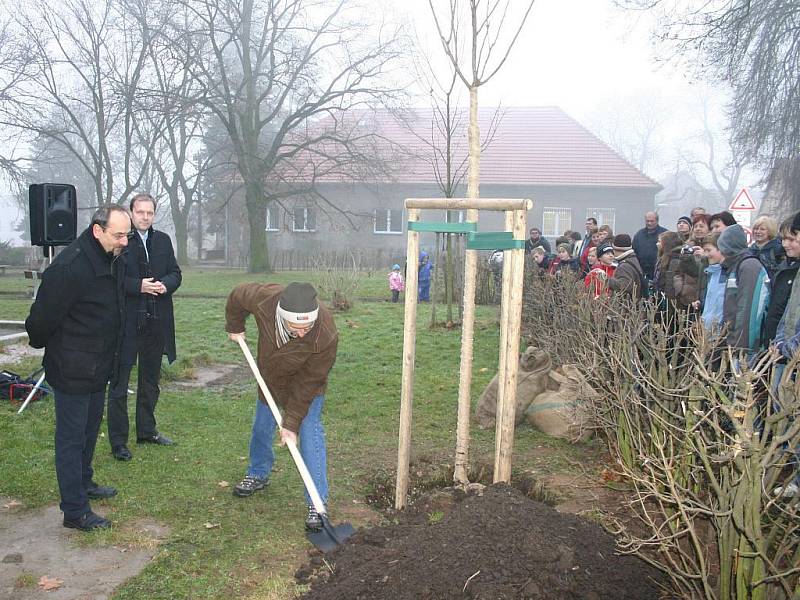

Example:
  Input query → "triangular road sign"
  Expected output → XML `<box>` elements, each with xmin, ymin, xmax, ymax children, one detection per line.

<box><xmin>729</xmin><ymin>188</ymin><xmax>756</xmax><ymax>211</ymax></box>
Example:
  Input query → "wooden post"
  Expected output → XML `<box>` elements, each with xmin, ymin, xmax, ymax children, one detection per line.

<box><xmin>395</xmin><ymin>208</ymin><xmax>421</xmax><ymax>509</ymax></box>
<box><xmin>493</xmin><ymin>210</ymin><xmax>514</xmax><ymax>476</ymax></box>
<box><xmin>453</xmin><ymin>206</ymin><xmax>479</xmax><ymax>484</ymax></box>
<box><xmin>494</xmin><ymin>208</ymin><xmax>528</xmax><ymax>482</ymax></box>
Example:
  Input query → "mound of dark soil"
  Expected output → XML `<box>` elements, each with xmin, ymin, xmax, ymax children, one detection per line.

<box><xmin>298</xmin><ymin>484</ymin><xmax>662</xmax><ymax>600</ymax></box>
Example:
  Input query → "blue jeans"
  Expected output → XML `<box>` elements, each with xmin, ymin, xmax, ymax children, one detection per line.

<box><xmin>246</xmin><ymin>395</ymin><xmax>328</xmax><ymax>504</ymax></box>
<box><xmin>53</xmin><ymin>388</ymin><xmax>106</xmax><ymax>519</ymax></box>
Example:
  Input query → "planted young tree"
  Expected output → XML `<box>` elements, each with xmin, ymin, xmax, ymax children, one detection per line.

<box><xmin>175</xmin><ymin>0</ymin><xmax>403</xmax><ymax>272</ymax></box>
<box><xmin>428</xmin><ymin>0</ymin><xmax>535</xmax><ymax>484</ymax></box>
<box><xmin>409</xmin><ymin>54</ymin><xmax>503</xmax><ymax>327</ymax></box>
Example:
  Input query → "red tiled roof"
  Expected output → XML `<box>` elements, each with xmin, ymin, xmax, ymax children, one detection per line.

<box><xmin>313</xmin><ymin>106</ymin><xmax>661</xmax><ymax>189</ymax></box>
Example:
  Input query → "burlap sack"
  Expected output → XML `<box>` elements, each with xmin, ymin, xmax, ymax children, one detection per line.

<box><xmin>524</xmin><ymin>365</ymin><xmax>596</xmax><ymax>442</ymax></box>
<box><xmin>474</xmin><ymin>347</ymin><xmax>552</xmax><ymax>430</ymax></box>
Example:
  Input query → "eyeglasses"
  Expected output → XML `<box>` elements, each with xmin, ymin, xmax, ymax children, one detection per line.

<box><xmin>103</xmin><ymin>228</ymin><xmax>133</xmax><ymax>241</ymax></box>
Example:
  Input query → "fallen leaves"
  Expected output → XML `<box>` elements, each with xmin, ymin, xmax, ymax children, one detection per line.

<box><xmin>3</xmin><ymin>499</ymin><xmax>22</xmax><ymax>510</ymax></box>
<box><xmin>204</xmin><ymin>522</ymin><xmax>220</xmax><ymax>529</ymax></box>
<box><xmin>38</xmin><ymin>575</ymin><xmax>63</xmax><ymax>591</ymax></box>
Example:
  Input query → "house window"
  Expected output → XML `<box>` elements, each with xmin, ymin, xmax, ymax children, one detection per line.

<box><xmin>586</xmin><ymin>208</ymin><xmax>616</xmax><ymax>231</ymax></box>
<box><xmin>374</xmin><ymin>208</ymin><xmax>403</xmax><ymax>234</ymax></box>
<box><xmin>266</xmin><ymin>205</ymin><xmax>279</xmax><ymax>232</ymax></box>
<box><xmin>542</xmin><ymin>207</ymin><xmax>572</xmax><ymax>240</ymax></box>
<box><xmin>292</xmin><ymin>207</ymin><xmax>316</xmax><ymax>232</ymax></box>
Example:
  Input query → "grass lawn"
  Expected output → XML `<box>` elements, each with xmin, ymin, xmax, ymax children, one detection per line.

<box><xmin>0</xmin><ymin>268</ymin><xmax>596</xmax><ymax>599</ymax></box>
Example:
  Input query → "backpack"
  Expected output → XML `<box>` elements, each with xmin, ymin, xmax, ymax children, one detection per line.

<box><xmin>0</xmin><ymin>370</ymin><xmax>49</xmax><ymax>404</ymax></box>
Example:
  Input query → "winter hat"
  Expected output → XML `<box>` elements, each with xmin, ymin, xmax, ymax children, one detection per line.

<box><xmin>556</xmin><ymin>243</ymin><xmax>571</xmax><ymax>254</ymax></box>
<box><xmin>392</xmin><ymin>264</ymin><xmax>401</xmax><ymax>270</ymax></box>
<box><xmin>612</xmin><ymin>234</ymin><xmax>632</xmax><ymax>251</ymax></box>
<box><xmin>717</xmin><ymin>224</ymin><xmax>748</xmax><ymax>257</ymax></box>
<box><xmin>677</xmin><ymin>216</ymin><xmax>692</xmax><ymax>228</ymax></box>
<box><xmin>277</xmin><ymin>282</ymin><xmax>319</xmax><ymax>324</ymax></box>
<box><xmin>596</xmin><ymin>243</ymin><xmax>615</xmax><ymax>258</ymax></box>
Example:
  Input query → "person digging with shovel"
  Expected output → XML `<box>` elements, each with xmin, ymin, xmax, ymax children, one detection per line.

<box><xmin>225</xmin><ymin>282</ymin><xmax>338</xmax><ymax>533</ymax></box>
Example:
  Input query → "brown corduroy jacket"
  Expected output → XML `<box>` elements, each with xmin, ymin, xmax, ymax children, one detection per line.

<box><xmin>225</xmin><ymin>283</ymin><xmax>338</xmax><ymax>432</ymax></box>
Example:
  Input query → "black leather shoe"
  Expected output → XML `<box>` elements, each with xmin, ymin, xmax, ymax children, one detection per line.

<box><xmin>63</xmin><ymin>511</ymin><xmax>111</xmax><ymax>531</ymax></box>
<box><xmin>86</xmin><ymin>482</ymin><xmax>117</xmax><ymax>500</ymax></box>
<box><xmin>112</xmin><ymin>445</ymin><xmax>133</xmax><ymax>461</ymax></box>
<box><xmin>137</xmin><ymin>434</ymin><xmax>174</xmax><ymax>446</ymax></box>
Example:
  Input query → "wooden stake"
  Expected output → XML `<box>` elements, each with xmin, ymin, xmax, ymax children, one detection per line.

<box><xmin>454</xmin><ymin>207</ymin><xmax>479</xmax><ymax>485</ymax></box>
<box><xmin>395</xmin><ymin>208</ymin><xmax>420</xmax><ymax>509</ymax></box>
<box><xmin>494</xmin><ymin>208</ymin><xmax>528</xmax><ymax>483</ymax></box>
<box><xmin>493</xmin><ymin>210</ymin><xmax>514</xmax><ymax>476</ymax></box>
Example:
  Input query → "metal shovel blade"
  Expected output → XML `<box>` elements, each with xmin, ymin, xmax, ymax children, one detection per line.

<box><xmin>307</xmin><ymin>514</ymin><xmax>356</xmax><ymax>553</ymax></box>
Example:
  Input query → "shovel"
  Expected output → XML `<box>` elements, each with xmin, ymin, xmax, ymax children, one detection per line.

<box><xmin>236</xmin><ymin>336</ymin><xmax>355</xmax><ymax>552</ymax></box>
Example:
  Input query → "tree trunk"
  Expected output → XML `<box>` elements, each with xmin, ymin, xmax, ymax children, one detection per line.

<box><xmin>172</xmin><ymin>210</ymin><xmax>189</xmax><ymax>265</ymax></box>
<box><xmin>245</xmin><ymin>181</ymin><xmax>270</xmax><ymax>273</ymax></box>
<box><xmin>454</xmin><ymin>84</ymin><xmax>480</xmax><ymax>485</ymax></box>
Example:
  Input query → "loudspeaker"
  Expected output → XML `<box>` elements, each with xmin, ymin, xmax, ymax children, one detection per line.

<box><xmin>29</xmin><ymin>184</ymin><xmax>78</xmax><ymax>247</ymax></box>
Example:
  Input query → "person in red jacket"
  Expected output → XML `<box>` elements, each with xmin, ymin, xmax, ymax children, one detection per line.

<box><xmin>584</xmin><ymin>243</ymin><xmax>616</xmax><ymax>298</ymax></box>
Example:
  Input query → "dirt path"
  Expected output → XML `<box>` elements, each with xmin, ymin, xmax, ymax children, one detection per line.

<box><xmin>0</xmin><ymin>500</ymin><xmax>167</xmax><ymax>599</ymax></box>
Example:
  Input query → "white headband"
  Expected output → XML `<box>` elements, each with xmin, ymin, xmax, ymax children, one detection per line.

<box><xmin>277</xmin><ymin>303</ymin><xmax>318</xmax><ymax>324</ymax></box>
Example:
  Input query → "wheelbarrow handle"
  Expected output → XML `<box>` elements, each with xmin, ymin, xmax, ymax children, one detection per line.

<box><xmin>235</xmin><ymin>336</ymin><xmax>328</xmax><ymax>516</ymax></box>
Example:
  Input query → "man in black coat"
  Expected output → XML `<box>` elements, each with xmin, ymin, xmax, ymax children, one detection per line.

<box><xmin>25</xmin><ymin>205</ymin><xmax>131</xmax><ymax>531</ymax></box>
<box><xmin>107</xmin><ymin>193</ymin><xmax>181</xmax><ymax>461</ymax></box>
<box><xmin>632</xmin><ymin>211</ymin><xmax>668</xmax><ymax>282</ymax></box>
<box><xmin>524</xmin><ymin>227</ymin><xmax>552</xmax><ymax>255</ymax></box>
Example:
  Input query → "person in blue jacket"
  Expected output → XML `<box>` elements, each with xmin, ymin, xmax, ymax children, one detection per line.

<box><xmin>418</xmin><ymin>251</ymin><xmax>433</xmax><ymax>302</ymax></box>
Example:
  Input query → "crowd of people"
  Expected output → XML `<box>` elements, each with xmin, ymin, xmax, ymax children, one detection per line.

<box><xmin>525</xmin><ymin>207</ymin><xmax>800</xmax><ymax>498</ymax></box>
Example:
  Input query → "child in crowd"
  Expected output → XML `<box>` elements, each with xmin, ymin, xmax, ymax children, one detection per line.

<box><xmin>697</xmin><ymin>232</ymin><xmax>725</xmax><ymax>331</ymax></box>
<box><xmin>584</xmin><ymin>243</ymin><xmax>616</xmax><ymax>298</ymax></box>
<box><xmin>418</xmin><ymin>251</ymin><xmax>433</xmax><ymax>302</ymax></box>
<box><xmin>763</xmin><ymin>217</ymin><xmax>800</xmax><ymax>345</ymax></box>
<box><xmin>548</xmin><ymin>244</ymin><xmax>577</xmax><ymax>276</ymax></box>
<box><xmin>531</xmin><ymin>246</ymin><xmax>551</xmax><ymax>273</ymax></box>
<box><xmin>718</xmin><ymin>224</ymin><xmax>770</xmax><ymax>354</ymax></box>
<box><xmin>388</xmin><ymin>264</ymin><xmax>404</xmax><ymax>303</ymax></box>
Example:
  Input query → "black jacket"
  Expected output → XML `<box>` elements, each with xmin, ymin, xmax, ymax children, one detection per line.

<box><xmin>25</xmin><ymin>227</ymin><xmax>126</xmax><ymax>394</ymax></box>
<box><xmin>763</xmin><ymin>258</ymin><xmax>799</xmax><ymax>345</ymax></box>
<box><xmin>525</xmin><ymin>236</ymin><xmax>551</xmax><ymax>255</ymax></box>
<box><xmin>120</xmin><ymin>228</ymin><xmax>181</xmax><ymax>365</ymax></box>
<box><xmin>607</xmin><ymin>251</ymin><xmax>644</xmax><ymax>299</ymax></box>
<box><xmin>632</xmin><ymin>225</ymin><xmax>667</xmax><ymax>279</ymax></box>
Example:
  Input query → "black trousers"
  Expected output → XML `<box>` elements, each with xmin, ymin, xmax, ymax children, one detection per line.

<box><xmin>54</xmin><ymin>387</ymin><xmax>105</xmax><ymax>519</ymax></box>
<box><xmin>107</xmin><ymin>324</ymin><xmax>165</xmax><ymax>446</ymax></box>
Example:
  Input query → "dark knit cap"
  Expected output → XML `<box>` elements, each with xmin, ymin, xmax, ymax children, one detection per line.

<box><xmin>677</xmin><ymin>216</ymin><xmax>692</xmax><ymax>227</ymax></box>
<box><xmin>717</xmin><ymin>224</ymin><xmax>748</xmax><ymax>256</ymax></box>
<box><xmin>612</xmin><ymin>234</ymin><xmax>632</xmax><ymax>250</ymax></box>
<box><xmin>597</xmin><ymin>243</ymin><xmax>615</xmax><ymax>258</ymax></box>
<box><xmin>278</xmin><ymin>282</ymin><xmax>319</xmax><ymax>323</ymax></box>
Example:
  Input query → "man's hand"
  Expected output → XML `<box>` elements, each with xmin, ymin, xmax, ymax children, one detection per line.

<box><xmin>228</xmin><ymin>332</ymin><xmax>246</xmax><ymax>343</ymax></box>
<box><xmin>141</xmin><ymin>277</ymin><xmax>166</xmax><ymax>295</ymax></box>
<box><xmin>278</xmin><ymin>428</ymin><xmax>297</xmax><ymax>447</ymax></box>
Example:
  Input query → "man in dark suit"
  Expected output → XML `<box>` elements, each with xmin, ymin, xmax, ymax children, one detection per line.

<box><xmin>25</xmin><ymin>205</ymin><xmax>131</xmax><ymax>531</ymax></box>
<box><xmin>107</xmin><ymin>193</ymin><xmax>181</xmax><ymax>461</ymax></box>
